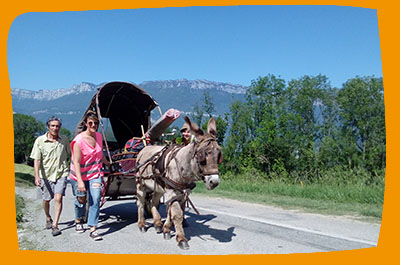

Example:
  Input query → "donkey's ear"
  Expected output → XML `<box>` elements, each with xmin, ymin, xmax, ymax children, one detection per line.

<box><xmin>184</xmin><ymin>116</ymin><xmax>204</xmax><ymax>136</ymax></box>
<box><xmin>207</xmin><ymin>117</ymin><xmax>217</xmax><ymax>137</ymax></box>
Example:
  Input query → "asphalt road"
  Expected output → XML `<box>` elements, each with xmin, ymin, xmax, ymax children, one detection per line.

<box><xmin>16</xmin><ymin>184</ymin><xmax>381</xmax><ymax>254</ymax></box>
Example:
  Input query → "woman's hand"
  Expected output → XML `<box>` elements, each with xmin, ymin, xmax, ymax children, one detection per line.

<box><xmin>77</xmin><ymin>180</ymin><xmax>86</xmax><ymax>192</ymax></box>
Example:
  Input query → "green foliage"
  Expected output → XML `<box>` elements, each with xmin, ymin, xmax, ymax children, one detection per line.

<box><xmin>191</xmin><ymin>89</ymin><xmax>228</xmax><ymax>144</ymax></box>
<box><xmin>60</xmin><ymin>127</ymin><xmax>72</xmax><ymax>139</ymax></box>
<box><xmin>15</xmin><ymin>194</ymin><xmax>25</xmax><ymax>223</ymax></box>
<box><xmin>222</xmin><ymin>75</ymin><xmax>385</xmax><ymax>185</ymax></box>
<box><xmin>13</xmin><ymin>113</ymin><xmax>45</xmax><ymax>163</ymax></box>
<box><xmin>337</xmin><ymin>77</ymin><xmax>385</xmax><ymax>172</ymax></box>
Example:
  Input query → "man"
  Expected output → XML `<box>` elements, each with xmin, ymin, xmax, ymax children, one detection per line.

<box><xmin>180</xmin><ymin>122</ymin><xmax>193</xmax><ymax>227</ymax></box>
<box><xmin>30</xmin><ymin>116</ymin><xmax>70</xmax><ymax>236</ymax></box>
<box><xmin>180</xmin><ymin>123</ymin><xmax>193</xmax><ymax>146</ymax></box>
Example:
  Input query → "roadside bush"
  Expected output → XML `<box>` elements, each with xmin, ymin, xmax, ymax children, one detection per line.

<box><xmin>16</xmin><ymin>194</ymin><xmax>25</xmax><ymax>223</ymax></box>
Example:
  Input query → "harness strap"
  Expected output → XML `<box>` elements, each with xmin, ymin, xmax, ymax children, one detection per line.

<box><xmin>164</xmin><ymin>189</ymin><xmax>200</xmax><ymax>215</ymax></box>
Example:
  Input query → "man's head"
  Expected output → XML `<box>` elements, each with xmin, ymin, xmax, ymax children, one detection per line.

<box><xmin>46</xmin><ymin>116</ymin><xmax>62</xmax><ymax>138</ymax></box>
<box><xmin>181</xmin><ymin>123</ymin><xmax>191</xmax><ymax>144</ymax></box>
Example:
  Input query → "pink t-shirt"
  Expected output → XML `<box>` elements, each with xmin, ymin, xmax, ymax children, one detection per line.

<box><xmin>69</xmin><ymin>132</ymin><xmax>104</xmax><ymax>181</ymax></box>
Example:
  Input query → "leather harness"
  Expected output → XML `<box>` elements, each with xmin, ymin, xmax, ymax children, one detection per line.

<box><xmin>134</xmin><ymin>136</ymin><xmax>219</xmax><ymax>214</ymax></box>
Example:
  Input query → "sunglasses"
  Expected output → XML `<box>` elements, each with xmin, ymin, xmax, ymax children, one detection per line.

<box><xmin>87</xmin><ymin>121</ymin><xmax>99</xmax><ymax>127</ymax></box>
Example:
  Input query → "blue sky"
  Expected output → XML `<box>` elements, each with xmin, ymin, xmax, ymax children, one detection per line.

<box><xmin>7</xmin><ymin>5</ymin><xmax>382</xmax><ymax>91</ymax></box>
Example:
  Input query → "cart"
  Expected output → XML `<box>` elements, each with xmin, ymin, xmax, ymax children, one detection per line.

<box><xmin>74</xmin><ymin>81</ymin><xmax>160</xmax><ymax>206</ymax></box>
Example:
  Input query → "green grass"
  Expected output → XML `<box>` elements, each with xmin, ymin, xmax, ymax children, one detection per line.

<box><xmin>15</xmin><ymin>163</ymin><xmax>35</xmax><ymax>224</ymax></box>
<box><xmin>15</xmin><ymin>163</ymin><xmax>35</xmax><ymax>187</ymax></box>
<box><xmin>194</xmin><ymin>176</ymin><xmax>384</xmax><ymax>222</ymax></box>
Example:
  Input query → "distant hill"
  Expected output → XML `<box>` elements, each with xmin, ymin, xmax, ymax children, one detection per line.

<box><xmin>11</xmin><ymin>79</ymin><xmax>247</xmax><ymax>133</ymax></box>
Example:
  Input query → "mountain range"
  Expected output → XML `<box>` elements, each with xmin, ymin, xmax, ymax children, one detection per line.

<box><xmin>11</xmin><ymin>79</ymin><xmax>247</xmax><ymax>133</ymax></box>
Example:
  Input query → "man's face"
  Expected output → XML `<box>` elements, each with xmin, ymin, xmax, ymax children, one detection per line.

<box><xmin>182</xmin><ymin>129</ymin><xmax>191</xmax><ymax>140</ymax></box>
<box><xmin>48</xmin><ymin>120</ymin><xmax>61</xmax><ymax>137</ymax></box>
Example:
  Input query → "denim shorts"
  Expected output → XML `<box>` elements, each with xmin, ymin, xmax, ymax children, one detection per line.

<box><xmin>69</xmin><ymin>176</ymin><xmax>103</xmax><ymax>197</ymax></box>
<box><xmin>68</xmin><ymin>176</ymin><xmax>103</xmax><ymax>227</ymax></box>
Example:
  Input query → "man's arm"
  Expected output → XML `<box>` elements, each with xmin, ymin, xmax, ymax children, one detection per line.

<box><xmin>33</xmin><ymin>159</ymin><xmax>41</xmax><ymax>187</ymax></box>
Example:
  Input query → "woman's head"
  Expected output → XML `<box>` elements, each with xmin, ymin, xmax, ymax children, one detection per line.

<box><xmin>84</xmin><ymin>111</ymin><xmax>99</xmax><ymax>131</ymax></box>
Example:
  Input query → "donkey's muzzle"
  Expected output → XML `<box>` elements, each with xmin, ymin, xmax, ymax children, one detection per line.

<box><xmin>204</xmin><ymin>174</ymin><xmax>220</xmax><ymax>190</ymax></box>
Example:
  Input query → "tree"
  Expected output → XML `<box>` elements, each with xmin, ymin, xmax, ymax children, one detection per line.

<box><xmin>245</xmin><ymin>75</ymin><xmax>287</xmax><ymax>173</ymax></box>
<box><xmin>337</xmin><ymin>76</ymin><xmax>385</xmax><ymax>171</ymax></box>
<box><xmin>14</xmin><ymin>114</ymin><xmax>45</xmax><ymax>163</ymax></box>
<box><xmin>190</xmin><ymin>89</ymin><xmax>228</xmax><ymax>144</ymax></box>
<box><xmin>191</xmin><ymin>89</ymin><xmax>215</xmax><ymax>128</ymax></box>
<box><xmin>60</xmin><ymin>127</ymin><xmax>72</xmax><ymax>140</ymax></box>
<box><xmin>223</xmin><ymin>100</ymin><xmax>252</xmax><ymax>173</ymax></box>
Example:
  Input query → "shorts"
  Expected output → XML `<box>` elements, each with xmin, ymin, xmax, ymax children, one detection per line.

<box><xmin>40</xmin><ymin>177</ymin><xmax>67</xmax><ymax>201</ymax></box>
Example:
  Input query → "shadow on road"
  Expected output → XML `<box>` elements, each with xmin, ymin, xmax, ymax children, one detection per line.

<box><xmin>184</xmin><ymin>211</ymin><xmax>236</xmax><ymax>243</ymax></box>
<box><xmin>97</xmin><ymin>201</ymin><xmax>138</xmax><ymax>236</ymax></box>
<box><xmin>94</xmin><ymin>200</ymin><xmax>236</xmax><ymax>243</ymax></box>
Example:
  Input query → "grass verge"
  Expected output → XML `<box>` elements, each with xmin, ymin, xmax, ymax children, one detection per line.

<box><xmin>15</xmin><ymin>163</ymin><xmax>35</xmax><ymax>187</ymax></box>
<box><xmin>193</xmin><ymin>177</ymin><xmax>383</xmax><ymax>222</ymax></box>
<box><xmin>15</xmin><ymin>163</ymin><xmax>35</xmax><ymax>224</ymax></box>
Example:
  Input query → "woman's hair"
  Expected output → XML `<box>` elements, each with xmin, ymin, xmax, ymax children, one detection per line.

<box><xmin>84</xmin><ymin>111</ymin><xmax>99</xmax><ymax>123</ymax></box>
<box><xmin>81</xmin><ymin>111</ymin><xmax>99</xmax><ymax>131</ymax></box>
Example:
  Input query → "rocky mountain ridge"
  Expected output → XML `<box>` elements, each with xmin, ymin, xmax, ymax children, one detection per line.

<box><xmin>11</xmin><ymin>79</ymin><xmax>247</xmax><ymax>133</ymax></box>
<box><xmin>11</xmin><ymin>79</ymin><xmax>246</xmax><ymax>101</ymax></box>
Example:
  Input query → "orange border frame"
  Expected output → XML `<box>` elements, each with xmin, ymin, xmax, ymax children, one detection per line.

<box><xmin>2</xmin><ymin>0</ymin><xmax>396</xmax><ymax>263</ymax></box>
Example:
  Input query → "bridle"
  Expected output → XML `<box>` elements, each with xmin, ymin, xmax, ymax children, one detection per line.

<box><xmin>191</xmin><ymin>136</ymin><xmax>221</xmax><ymax>180</ymax></box>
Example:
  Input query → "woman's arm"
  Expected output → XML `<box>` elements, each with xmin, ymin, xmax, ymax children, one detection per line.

<box><xmin>102</xmin><ymin>154</ymin><xmax>110</xmax><ymax>167</ymax></box>
<box><xmin>73</xmin><ymin>142</ymin><xmax>86</xmax><ymax>192</ymax></box>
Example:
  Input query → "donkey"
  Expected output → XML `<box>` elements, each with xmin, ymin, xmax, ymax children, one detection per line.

<box><xmin>135</xmin><ymin>116</ymin><xmax>222</xmax><ymax>249</ymax></box>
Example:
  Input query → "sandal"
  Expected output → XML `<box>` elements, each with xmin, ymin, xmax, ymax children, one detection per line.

<box><xmin>45</xmin><ymin>219</ymin><xmax>53</xmax><ymax>229</ymax></box>
<box><xmin>89</xmin><ymin>230</ymin><xmax>103</xmax><ymax>241</ymax></box>
<box><xmin>51</xmin><ymin>226</ymin><xmax>61</xmax><ymax>237</ymax></box>
<box><xmin>75</xmin><ymin>223</ymin><xmax>85</xmax><ymax>233</ymax></box>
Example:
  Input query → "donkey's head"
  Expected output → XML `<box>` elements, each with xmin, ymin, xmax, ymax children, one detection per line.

<box><xmin>184</xmin><ymin>116</ymin><xmax>222</xmax><ymax>190</ymax></box>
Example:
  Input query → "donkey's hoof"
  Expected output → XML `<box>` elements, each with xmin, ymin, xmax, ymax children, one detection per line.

<box><xmin>178</xmin><ymin>240</ymin><xmax>190</xmax><ymax>250</ymax></box>
<box><xmin>139</xmin><ymin>226</ymin><xmax>147</xmax><ymax>233</ymax></box>
<box><xmin>163</xmin><ymin>232</ymin><xmax>171</xmax><ymax>240</ymax></box>
<box><xmin>155</xmin><ymin>226</ymin><xmax>163</xmax><ymax>234</ymax></box>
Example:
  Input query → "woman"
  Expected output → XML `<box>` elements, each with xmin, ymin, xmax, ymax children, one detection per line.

<box><xmin>69</xmin><ymin>111</ymin><xmax>110</xmax><ymax>241</ymax></box>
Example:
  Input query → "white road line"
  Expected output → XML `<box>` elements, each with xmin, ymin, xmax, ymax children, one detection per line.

<box><xmin>194</xmin><ymin>206</ymin><xmax>378</xmax><ymax>246</ymax></box>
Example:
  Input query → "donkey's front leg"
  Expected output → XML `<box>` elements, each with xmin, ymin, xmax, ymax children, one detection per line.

<box><xmin>170</xmin><ymin>200</ymin><xmax>189</xmax><ymax>249</ymax></box>
<box><xmin>136</xmin><ymin>184</ymin><xmax>147</xmax><ymax>232</ymax></box>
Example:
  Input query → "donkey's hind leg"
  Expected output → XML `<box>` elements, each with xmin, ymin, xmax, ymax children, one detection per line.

<box><xmin>136</xmin><ymin>184</ymin><xmax>147</xmax><ymax>233</ymax></box>
<box><xmin>151</xmin><ymin>191</ymin><xmax>164</xmax><ymax>233</ymax></box>
<box><xmin>162</xmin><ymin>204</ymin><xmax>172</xmax><ymax>240</ymax></box>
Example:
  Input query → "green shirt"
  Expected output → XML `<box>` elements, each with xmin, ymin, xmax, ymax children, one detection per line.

<box><xmin>30</xmin><ymin>133</ymin><xmax>71</xmax><ymax>182</ymax></box>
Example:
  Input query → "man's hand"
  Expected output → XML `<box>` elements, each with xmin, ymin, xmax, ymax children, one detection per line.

<box><xmin>35</xmin><ymin>177</ymin><xmax>41</xmax><ymax>187</ymax></box>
